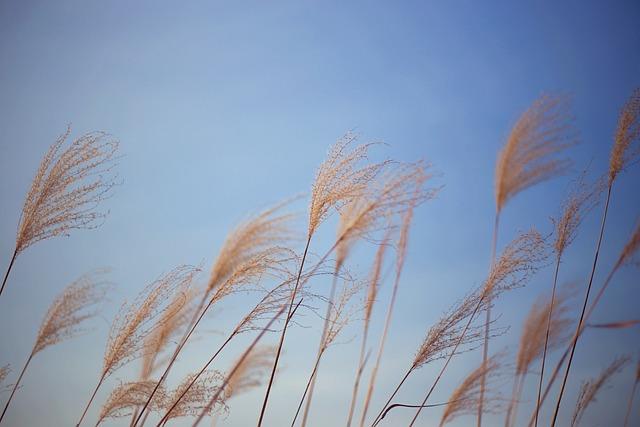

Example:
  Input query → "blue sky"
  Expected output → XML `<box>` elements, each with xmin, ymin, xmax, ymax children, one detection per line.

<box><xmin>0</xmin><ymin>1</ymin><xmax>639</xmax><ymax>426</ymax></box>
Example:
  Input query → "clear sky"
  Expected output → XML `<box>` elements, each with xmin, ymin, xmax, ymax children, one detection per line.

<box><xmin>0</xmin><ymin>1</ymin><xmax>639</xmax><ymax>426</ymax></box>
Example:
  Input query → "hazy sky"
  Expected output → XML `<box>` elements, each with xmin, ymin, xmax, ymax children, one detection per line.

<box><xmin>0</xmin><ymin>1</ymin><xmax>639</xmax><ymax>426</ymax></box>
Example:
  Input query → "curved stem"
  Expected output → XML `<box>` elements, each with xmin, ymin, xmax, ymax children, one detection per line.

<box><xmin>0</xmin><ymin>249</ymin><xmax>18</xmax><ymax>299</ymax></box>
<box><xmin>257</xmin><ymin>237</ymin><xmax>312</xmax><ymax>427</ymax></box>
<box><xmin>550</xmin><ymin>184</ymin><xmax>611</xmax><ymax>427</ymax></box>
<box><xmin>0</xmin><ymin>351</ymin><xmax>34</xmax><ymax>424</ymax></box>
<box><xmin>533</xmin><ymin>256</ymin><xmax>562</xmax><ymax>427</ymax></box>
<box><xmin>77</xmin><ymin>372</ymin><xmax>107</xmax><ymax>427</ymax></box>
<box><xmin>371</xmin><ymin>367</ymin><xmax>413</xmax><ymax>427</ymax></box>
<box><xmin>376</xmin><ymin>399</ymin><xmax>469</xmax><ymax>425</ymax></box>
<box><xmin>478</xmin><ymin>212</ymin><xmax>500</xmax><ymax>427</ymax></box>
<box><xmin>408</xmin><ymin>288</ymin><xmax>486</xmax><ymax>427</ymax></box>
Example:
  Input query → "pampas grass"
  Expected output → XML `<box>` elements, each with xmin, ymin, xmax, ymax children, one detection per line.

<box><xmin>295</xmin><ymin>274</ymin><xmax>362</xmax><ymax>427</ymax></box>
<box><xmin>2</xmin><ymin>101</ymin><xmax>638</xmax><ymax>427</ymax></box>
<box><xmin>77</xmin><ymin>265</ymin><xmax>196</xmax><ymax>427</ymax></box>
<box><xmin>571</xmin><ymin>356</ymin><xmax>629</xmax><ymax>426</ymax></box>
<box><xmin>552</xmin><ymin>88</ymin><xmax>640</xmax><ymax>426</ymax></box>
<box><xmin>346</xmin><ymin>231</ymin><xmax>392</xmax><ymax>427</ymax></box>
<box><xmin>96</xmin><ymin>381</ymin><xmax>161</xmax><ymax>426</ymax></box>
<box><xmin>160</xmin><ymin>370</ymin><xmax>226</xmax><ymax>424</ymax></box>
<box><xmin>440</xmin><ymin>354</ymin><xmax>504</xmax><ymax>426</ymax></box>
<box><xmin>533</xmin><ymin>173</ymin><xmax>602</xmax><ymax>425</ymax></box>
<box><xmin>1</xmin><ymin>127</ymin><xmax>118</xmax><ymax>298</ymax></box>
<box><xmin>134</xmin><ymin>204</ymin><xmax>293</xmax><ymax>426</ymax></box>
<box><xmin>258</xmin><ymin>133</ymin><xmax>388</xmax><ymax>427</ymax></box>
<box><xmin>1</xmin><ymin>272</ymin><xmax>108</xmax><ymax>423</ymax></box>
<box><xmin>482</xmin><ymin>94</ymin><xmax>574</xmax><ymax>426</ymax></box>
<box><xmin>505</xmin><ymin>290</ymin><xmax>573</xmax><ymax>427</ymax></box>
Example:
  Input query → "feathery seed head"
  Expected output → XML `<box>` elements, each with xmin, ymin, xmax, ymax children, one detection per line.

<box><xmin>335</xmin><ymin>161</ymin><xmax>436</xmax><ymax>271</ymax></box>
<box><xmin>103</xmin><ymin>265</ymin><xmax>198</xmax><ymax>378</ymax></box>
<box><xmin>617</xmin><ymin>221</ymin><xmax>640</xmax><ymax>268</ymax></box>
<box><xmin>33</xmin><ymin>271</ymin><xmax>108</xmax><ymax>355</ymax></box>
<box><xmin>571</xmin><ymin>356</ymin><xmax>630</xmax><ymax>426</ymax></box>
<box><xmin>163</xmin><ymin>370</ymin><xmax>226</xmax><ymax>420</ymax></box>
<box><xmin>207</xmin><ymin>203</ymin><xmax>294</xmax><ymax>296</ymax></box>
<box><xmin>97</xmin><ymin>380</ymin><xmax>163</xmax><ymax>424</ymax></box>
<box><xmin>552</xmin><ymin>174</ymin><xmax>603</xmax><ymax>257</ymax></box>
<box><xmin>308</xmin><ymin>133</ymin><xmax>390</xmax><ymax>238</ymax></box>
<box><xmin>440</xmin><ymin>354</ymin><xmax>504</xmax><ymax>426</ymax></box>
<box><xmin>483</xmin><ymin>229</ymin><xmax>547</xmax><ymax>298</ymax></box>
<box><xmin>223</xmin><ymin>346</ymin><xmax>275</xmax><ymax>401</ymax></box>
<box><xmin>141</xmin><ymin>278</ymin><xmax>198</xmax><ymax>380</ymax></box>
<box><xmin>413</xmin><ymin>289</ymin><xmax>487</xmax><ymax>369</ymax></box>
<box><xmin>16</xmin><ymin>126</ymin><xmax>119</xmax><ymax>255</ymax></box>
<box><xmin>495</xmin><ymin>95</ymin><xmax>574</xmax><ymax>213</ymax></box>
<box><xmin>515</xmin><ymin>289</ymin><xmax>573</xmax><ymax>375</ymax></box>
<box><xmin>609</xmin><ymin>88</ymin><xmax>640</xmax><ymax>183</ymax></box>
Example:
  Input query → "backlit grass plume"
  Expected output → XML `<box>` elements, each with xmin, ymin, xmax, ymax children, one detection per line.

<box><xmin>609</xmin><ymin>88</ymin><xmax>640</xmax><ymax>184</ymax></box>
<box><xmin>76</xmin><ymin>265</ymin><xmax>197</xmax><ymax>427</ymax></box>
<box><xmin>0</xmin><ymin>272</ymin><xmax>108</xmax><ymax>423</ymax></box>
<box><xmin>485</xmin><ymin>94</ymin><xmax>573</xmax><ymax>425</ymax></box>
<box><xmin>403</xmin><ymin>230</ymin><xmax>545</xmax><ymax>427</ymax></box>
<box><xmin>551</xmin><ymin>89</ymin><xmax>640</xmax><ymax>425</ymax></box>
<box><xmin>259</xmin><ymin>132</ymin><xmax>388</xmax><ymax>427</ymax></box>
<box><xmin>96</xmin><ymin>380</ymin><xmax>162</xmax><ymax>426</ymax></box>
<box><xmin>212</xmin><ymin>347</ymin><xmax>275</xmax><ymax>426</ymax></box>
<box><xmin>495</xmin><ymin>95</ymin><xmax>574</xmax><ymax>213</ymax></box>
<box><xmin>1</xmin><ymin>127</ymin><xmax>118</xmax><ymax>298</ymax></box>
<box><xmin>506</xmin><ymin>290</ymin><xmax>573</xmax><ymax>427</ymax></box>
<box><xmin>134</xmin><ymin>204</ymin><xmax>293</xmax><ymax>426</ymax></box>
<box><xmin>141</xmin><ymin>283</ymin><xmax>196</xmax><ymax>381</ymax></box>
<box><xmin>308</xmin><ymin>132</ymin><xmax>389</xmax><ymax>239</ymax></box>
<box><xmin>371</xmin><ymin>289</ymin><xmax>488</xmax><ymax>427</ymax></box>
<box><xmin>533</xmin><ymin>175</ymin><xmax>601</xmax><ymax>426</ymax></box>
<box><xmin>440</xmin><ymin>355</ymin><xmax>504</xmax><ymax>426</ymax></box>
<box><xmin>161</xmin><ymin>370</ymin><xmax>226</xmax><ymax>423</ymax></box>
<box><xmin>537</xmin><ymin>221</ymin><xmax>640</xmax><ymax>426</ymax></box>
<box><xmin>571</xmin><ymin>356</ymin><xmax>630</xmax><ymax>426</ymax></box>
<box><xmin>335</xmin><ymin>162</ymin><xmax>433</xmax><ymax>270</ymax></box>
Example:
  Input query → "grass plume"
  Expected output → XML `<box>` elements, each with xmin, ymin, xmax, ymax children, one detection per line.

<box><xmin>1</xmin><ymin>127</ymin><xmax>118</xmax><ymax>298</ymax></box>
<box><xmin>571</xmin><ymin>356</ymin><xmax>629</xmax><ymax>426</ymax></box>
<box><xmin>1</xmin><ymin>272</ymin><xmax>107</xmax><ymax>423</ymax></box>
